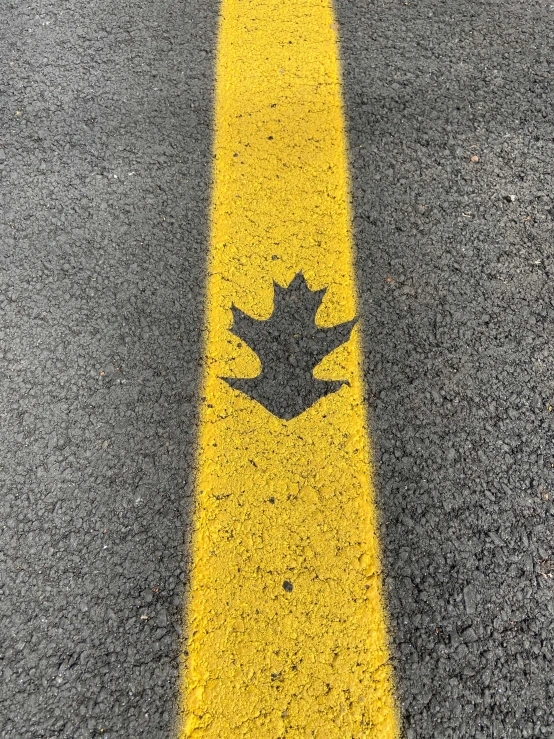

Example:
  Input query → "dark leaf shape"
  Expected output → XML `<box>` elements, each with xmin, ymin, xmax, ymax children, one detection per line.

<box><xmin>222</xmin><ymin>273</ymin><xmax>356</xmax><ymax>419</ymax></box>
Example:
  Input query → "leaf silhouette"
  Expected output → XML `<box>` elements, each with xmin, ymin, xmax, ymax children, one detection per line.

<box><xmin>222</xmin><ymin>273</ymin><xmax>357</xmax><ymax>420</ymax></box>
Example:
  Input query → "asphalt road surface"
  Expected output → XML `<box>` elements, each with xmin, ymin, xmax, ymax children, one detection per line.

<box><xmin>1</xmin><ymin>0</ymin><xmax>553</xmax><ymax>737</ymax></box>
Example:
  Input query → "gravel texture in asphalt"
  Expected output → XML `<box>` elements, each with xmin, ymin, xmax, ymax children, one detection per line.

<box><xmin>339</xmin><ymin>1</ymin><xmax>554</xmax><ymax>736</ymax></box>
<box><xmin>1</xmin><ymin>0</ymin><xmax>553</xmax><ymax>737</ymax></box>
<box><xmin>1</xmin><ymin>0</ymin><xmax>216</xmax><ymax>736</ymax></box>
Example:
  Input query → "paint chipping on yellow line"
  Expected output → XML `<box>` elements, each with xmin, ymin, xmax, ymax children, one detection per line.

<box><xmin>179</xmin><ymin>0</ymin><xmax>399</xmax><ymax>737</ymax></box>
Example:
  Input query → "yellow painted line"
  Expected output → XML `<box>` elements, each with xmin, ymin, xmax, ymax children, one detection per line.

<box><xmin>179</xmin><ymin>0</ymin><xmax>399</xmax><ymax>737</ymax></box>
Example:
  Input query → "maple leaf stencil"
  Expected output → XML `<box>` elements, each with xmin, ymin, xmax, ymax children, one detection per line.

<box><xmin>222</xmin><ymin>273</ymin><xmax>357</xmax><ymax>420</ymax></box>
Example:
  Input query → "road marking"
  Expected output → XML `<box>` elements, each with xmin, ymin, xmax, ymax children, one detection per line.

<box><xmin>179</xmin><ymin>0</ymin><xmax>399</xmax><ymax>736</ymax></box>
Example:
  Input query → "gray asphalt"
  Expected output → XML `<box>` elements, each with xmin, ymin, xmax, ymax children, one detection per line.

<box><xmin>1</xmin><ymin>0</ymin><xmax>216</xmax><ymax>736</ymax></box>
<box><xmin>1</xmin><ymin>0</ymin><xmax>553</xmax><ymax>737</ymax></box>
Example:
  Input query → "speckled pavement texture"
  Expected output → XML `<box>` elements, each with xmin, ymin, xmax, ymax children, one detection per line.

<box><xmin>1</xmin><ymin>0</ymin><xmax>553</xmax><ymax>737</ymax></box>
<box><xmin>1</xmin><ymin>0</ymin><xmax>216</xmax><ymax>736</ymax></box>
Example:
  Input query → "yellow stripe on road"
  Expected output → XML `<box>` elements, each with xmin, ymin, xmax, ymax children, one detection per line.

<box><xmin>180</xmin><ymin>1</ymin><xmax>399</xmax><ymax>737</ymax></box>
